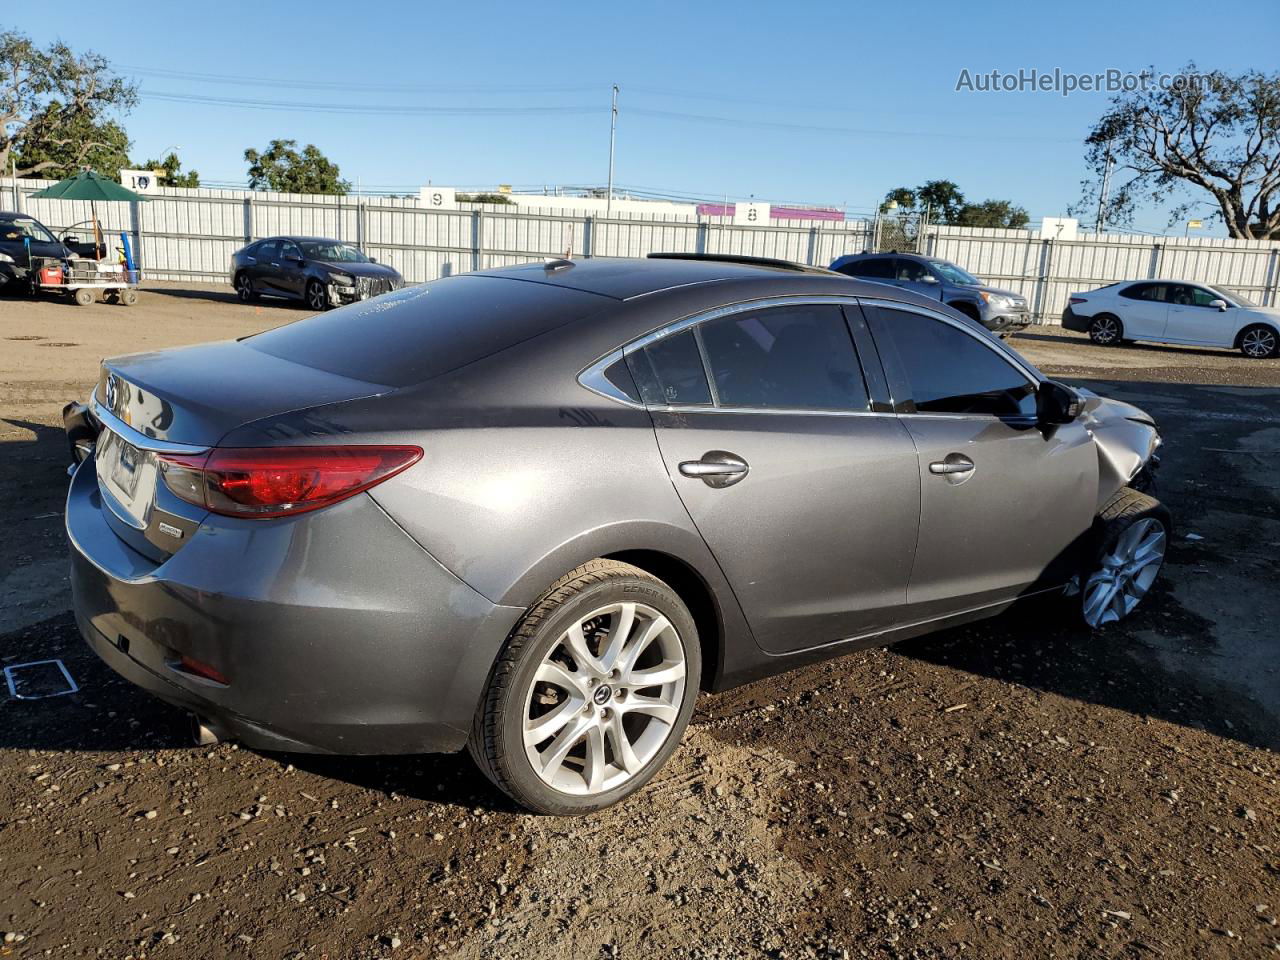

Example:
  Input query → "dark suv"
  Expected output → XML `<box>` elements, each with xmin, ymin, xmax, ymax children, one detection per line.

<box><xmin>831</xmin><ymin>253</ymin><xmax>1031</xmax><ymax>336</ymax></box>
<box><xmin>0</xmin><ymin>211</ymin><xmax>73</xmax><ymax>294</ymax></box>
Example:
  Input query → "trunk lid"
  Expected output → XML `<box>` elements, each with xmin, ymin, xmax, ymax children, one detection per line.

<box><xmin>95</xmin><ymin>339</ymin><xmax>388</xmax><ymax>446</ymax></box>
<box><xmin>86</xmin><ymin>341</ymin><xmax>387</xmax><ymax>562</ymax></box>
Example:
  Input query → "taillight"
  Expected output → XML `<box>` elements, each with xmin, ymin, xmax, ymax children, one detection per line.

<box><xmin>157</xmin><ymin>445</ymin><xmax>422</xmax><ymax>519</ymax></box>
<box><xmin>1069</xmin><ymin>297</ymin><xmax>1087</xmax><ymax>304</ymax></box>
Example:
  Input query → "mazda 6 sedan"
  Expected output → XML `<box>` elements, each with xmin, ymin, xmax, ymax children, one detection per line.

<box><xmin>64</xmin><ymin>254</ymin><xmax>1169</xmax><ymax>814</ymax></box>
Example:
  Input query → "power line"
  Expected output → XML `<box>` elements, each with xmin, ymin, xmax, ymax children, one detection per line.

<box><xmin>141</xmin><ymin>90</ymin><xmax>601</xmax><ymax>117</ymax></box>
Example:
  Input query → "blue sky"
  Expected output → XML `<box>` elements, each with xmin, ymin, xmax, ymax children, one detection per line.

<box><xmin>9</xmin><ymin>0</ymin><xmax>1278</xmax><ymax>234</ymax></box>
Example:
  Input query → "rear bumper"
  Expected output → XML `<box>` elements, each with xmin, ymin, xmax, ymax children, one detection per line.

<box><xmin>66</xmin><ymin>458</ymin><xmax>523</xmax><ymax>754</ymax></box>
<box><xmin>1061</xmin><ymin>306</ymin><xmax>1091</xmax><ymax>333</ymax></box>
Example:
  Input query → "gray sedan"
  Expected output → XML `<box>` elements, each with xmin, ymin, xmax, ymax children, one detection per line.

<box><xmin>64</xmin><ymin>254</ymin><xmax>1168</xmax><ymax>814</ymax></box>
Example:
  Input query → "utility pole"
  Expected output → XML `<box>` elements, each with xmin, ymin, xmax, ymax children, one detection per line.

<box><xmin>1094</xmin><ymin>142</ymin><xmax>1115</xmax><ymax>234</ymax></box>
<box><xmin>606</xmin><ymin>84</ymin><xmax>619</xmax><ymax>218</ymax></box>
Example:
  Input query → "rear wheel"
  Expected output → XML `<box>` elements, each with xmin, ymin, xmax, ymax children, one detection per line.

<box><xmin>235</xmin><ymin>272</ymin><xmax>257</xmax><ymax>303</ymax></box>
<box><xmin>119</xmin><ymin>287</ymin><xmax>138</xmax><ymax>306</ymax></box>
<box><xmin>1080</xmin><ymin>487</ymin><xmax>1170</xmax><ymax>628</ymax></box>
<box><xmin>1238</xmin><ymin>324</ymin><xmax>1278</xmax><ymax>359</ymax></box>
<box><xmin>1088</xmin><ymin>314</ymin><xmax>1123</xmax><ymax>346</ymax></box>
<box><xmin>469</xmin><ymin>559</ymin><xmax>700</xmax><ymax>815</ymax></box>
<box><xmin>73</xmin><ymin>288</ymin><xmax>95</xmax><ymax>306</ymax></box>
<box><xmin>306</xmin><ymin>279</ymin><xmax>329</xmax><ymax>312</ymax></box>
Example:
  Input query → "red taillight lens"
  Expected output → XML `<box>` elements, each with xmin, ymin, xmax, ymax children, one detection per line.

<box><xmin>1069</xmin><ymin>297</ymin><xmax>1087</xmax><ymax>304</ymax></box>
<box><xmin>158</xmin><ymin>445</ymin><xmax>422</xmax><ymax>519</ymax></box>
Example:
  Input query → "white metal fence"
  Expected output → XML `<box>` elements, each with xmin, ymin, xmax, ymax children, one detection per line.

<box><xmin>7</xmin><ymin>178</ymin><xmax>1279</xmax><ymax>322</ymax></box>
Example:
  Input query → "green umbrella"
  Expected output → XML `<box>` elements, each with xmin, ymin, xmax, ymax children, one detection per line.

<box><xmin>29</xmin><ymin>170</ymin><xmax>147</xmax><ymax>259</ymax></box>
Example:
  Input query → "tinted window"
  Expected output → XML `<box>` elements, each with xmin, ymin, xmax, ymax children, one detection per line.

<box><xmin>699</xmin><ymin>305</ymin><xmax>867</xmax><ymax>410</ymax></box>
<box><xmin>840</xmin><ymin>257</ymin><xmax>893</xmax><ymax>279</ymax></box>
<box><xmin>602</xmin><ymin>357</ymin><xmax>641</xmax><ymax>404</ymax></box>
<box><xmin>871</xmin><ymin>308</ymin><xmax>1036</xmax><ymax>417</ymax></box>
<box><xmin>627</xmin><ymin>330</ymin><xmax>711</xmax><ymax>406</ymax></box>
<box><xmin>894</xmin><ymin>258</ymin><xmax>932</xmax><ymax>282</ymax></box>
<box><xmin>256</xmin><ymin>240</ymin><xmax>279</xmax><ymax>261</ymax></box>
<box><xmin>249</xmin><ymin>274</ymin><xmax>611</xmax><ymax>387</ymax></box>
<box><xmin>1120</xmin><ymin>282</ymin><xmax>1168</xmax><ymax>302</ymax></box>
<box><xmin>279</xmin><ymin>240</ymin><xmax>303</xmax><ymax>260</ymax></box>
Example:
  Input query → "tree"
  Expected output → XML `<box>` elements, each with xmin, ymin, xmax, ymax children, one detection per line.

<box><xmin>457</xmin><ymin>192</ymin><xmax>513</xmax><ymax>204</ymax></box>
<box><xmin>136</xmin><ymin>152</ymin><xmax>199</xmax><ymax>188</ymax></box>
<box><xmin>0</xmin><ymin>30</ymin><xmax>137</xmax><ymax>177</ymax></box>
<box><xmin>1077</xmin><ymin>65</ymin><xmax>1280</xmax><ymax>239</ymax></box>
<box><xmin>955</xmin><ymin>199</ymin><xmax>1029</xmax><ymax>230</ymax></box>
<box><xmin>244</xmin><ymin>139</ymin><xmax>349</xmax><ymax>195</ymax></box>
<box><xmin>12</xmin><ymin>101</ymin><xmax>131</xmax><ymax>179</ymax></box>
<box><xmin>879</xmin><ymin>180</ymin><xmax>1028</xmax><ymax>228</ymax></box>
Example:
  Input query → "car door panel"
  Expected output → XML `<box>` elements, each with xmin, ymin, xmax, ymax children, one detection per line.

<box><xmin>899</xmin><ymin>414</ymin><xmax>1098</xmax><ymax>617</ymax></box>
<box><xmin>277</xmin><ymin>241</ymin><xmax>307</xmax><ymax>298</ymax></box>
<box><xmin>649</xmin><ymin>410</ymin><xmax>921</xmax><ymax>652</ymax></box>
<box><xmin>866</xmin><ymin>303</ymin><xmax>1098</xmax><ymax>619</ymax></box>
<box><xmin>1117</xmin><ymin>285</ymin><xmax>1169</xmax><ymax>339</ymax></box>
<box><xmin>1164</xmin><ymin>286</ymin><xmax>1234</xmax><ymax>346</ymax></box>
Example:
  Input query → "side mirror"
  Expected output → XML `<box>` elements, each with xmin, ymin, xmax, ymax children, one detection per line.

<box><xmin>1036</xmin><ymin>379</ymin><xmax>1081</xmax><ymax>425</ymax></box>
<box><xmin>368</xmin><ymin>256</ymin><xmax>377</xmax><ymax>263</ymax></box>
<box><xmin>286</xmin><ymin>255</ymin><xmax>304</xmax><ymax>265</ymax></box>
<box><xmin>1209</xmin><ymin>298</ymin><xmax>1228</xmax><ymax>312</ymax></box>
<box><xmin>920</xmin><ymin>274</ymin><xmax>939</xmax><ymax>284</ymax></box>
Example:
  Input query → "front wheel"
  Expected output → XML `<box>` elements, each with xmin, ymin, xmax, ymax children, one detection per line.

<box><xmin>306</xmin><ymin>279</ymin><xmax>329</xmax><ymax>312</ymax></box>
<box><xmin>235</xmin><ymin>272</ymin><xmax>257</xmax><ymax>303</ymax></box>
<box><xmin>1088</xmin><ymin>314</ymin><xmax>1123</xmax><ymax>346</ymax></box>
<box><xmin>1080</xmin><ymin>487</ymin><xmax>1170</xmax><ymax>628</ymax></box>
<box><xmin>469</xmin><ymin>559</ymin><xmax>700</xmax><ymax>815</ymax></box>
<box><xmin>1239</xmin><ymin>324</ymin><xmax>1279</xmax><ymax>359</ymax></box>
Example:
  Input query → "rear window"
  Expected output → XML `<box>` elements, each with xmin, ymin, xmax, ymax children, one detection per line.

<box><xmin>247</xmin><ymin>275</ymin><xmax>610</xmax><ymax>387</ymax></box>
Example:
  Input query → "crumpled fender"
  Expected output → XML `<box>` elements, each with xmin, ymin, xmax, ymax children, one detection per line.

<box><xmin>1075</xmin><ymin>388</ymin><xmax>1161</xmax><ymax>510</ymax></box>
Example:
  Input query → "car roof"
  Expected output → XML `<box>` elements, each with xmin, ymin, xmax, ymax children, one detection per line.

<box><xmin>475</xmin><ymin>256</ymin><xmax>847</xmax><ymax>301</ymax></box>
<box><xmin>261</xmin><ymin>236</ymin><xmax>350</xmax><ymax>244</ymax></box>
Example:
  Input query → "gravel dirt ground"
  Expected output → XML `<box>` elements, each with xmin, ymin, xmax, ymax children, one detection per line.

<box><xmin>1</xmin><ymin>285</ymin><xmax>1278</xmax><ymax>959</ymax></box>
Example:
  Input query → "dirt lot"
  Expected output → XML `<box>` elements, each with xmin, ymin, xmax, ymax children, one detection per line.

<box><xmin>1</xmin><ymin>285</ymin><xmax>1278</xmax><ymax>959</ymax></box>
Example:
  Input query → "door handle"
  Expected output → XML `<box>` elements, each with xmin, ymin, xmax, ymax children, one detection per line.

<box><xmin>678</xmin><ymin>451</ymin><xmax>749</xmax><ymax>488</ymax></box>
<box><xmin>929</xmin><ymin>454</ymin><xmax>975</xmax><ymax>484</ymax></box>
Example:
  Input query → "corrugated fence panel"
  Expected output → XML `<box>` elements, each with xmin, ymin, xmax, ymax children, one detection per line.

<box><xmin>8</xmin><ymin>179</ymin><xmax>1278</xmax><ymax>317</ymax></box>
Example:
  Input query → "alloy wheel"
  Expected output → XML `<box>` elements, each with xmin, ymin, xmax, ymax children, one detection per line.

<box><xmin>236</xmin><ymin>275</ymin><xmax>253</xmax><ymax>301</ymax></box>
<box><xmin>307</xmin><ymin>282</ymin><xmax>328</xmax><ymax>311</ymax></box>
<box><xmin>1082</xmin><ymin>517</ymin><xmax>1166</xmax><ymax>627</ymax></box>
<box><xmin>1242</xmin><ymin>327</ymin><xmax>1277</xmax><ymax>358</ymax></box>
<box><xmin>1090</xmin><ymin>316</ymin><xmax>1119</xmax><ymax>345</ymax></box>
<box><xmin>523</xmin><ymin>602</ymin><xmax>686</xmax><ymax>796</ymax></box>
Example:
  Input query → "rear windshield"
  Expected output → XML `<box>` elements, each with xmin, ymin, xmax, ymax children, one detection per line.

<box><xmin>247</xmin><ymin>275</ymin><xmax>610</xmax><ymax>387</ymax></box>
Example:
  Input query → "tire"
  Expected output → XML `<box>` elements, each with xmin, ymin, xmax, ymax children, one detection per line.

<box><xmin>119</xmin><ymin>288</ymin><xmax>138</xmax><ymax>306</ymax></box>
<box><xmin>306</xmin><ymin>279</ymin><xmax>329</xmax><ymax>312</ymax></box>
<box><xmin>469</xmin><ymin>559</ymin><xmax>701</xmax><ymax>815</ymax></box>
<box><xmin>1080</xmin><ymin>487</ymin><xmax>1170</xmax><ymax>628</ymax></box>
<box><xmin>1238</xmin><ymin>324</ymin><xmax>1279</xmax><ymax>359</ymax></box>
<box><xmin>73</xmin><ymin>288</ymin><xmax>95</xmax><ymax>306</ymax></box>
<box><xmin>234</xmin><ymin>272</ymin><xmax>257</xmax><ymax>303</ymax></box>
<box><xmin>1088</xmin><ymin>313</ymin><xmax>1123</xmax><ymax>346</ymax></box>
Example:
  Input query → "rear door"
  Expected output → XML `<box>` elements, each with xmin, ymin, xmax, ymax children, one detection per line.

<box><xmin>629</xmin><ymin>300</ymin><xmax>921</xmax><ymax>653</ymax></box>
<box><xmin>1116</xmin><ymin>282</ymin><xmax>1171</xmax><ymax>339</ymax></box>
<box><xmin>866</xmin><ymin>303</ymin><xmax>1098</xmax><ymax>619</ymax></box>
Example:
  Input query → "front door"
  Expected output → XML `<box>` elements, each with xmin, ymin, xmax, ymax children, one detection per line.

<box><xmin>629</xmin><ymin>302</ymin><xmax>921</xmax><ymax>653</ymax></box>
<box><xmin>867</xmin><ymin>304</ymin><xmax>1098</xmax><ymax>619</ymax></box>
<box><xmin>277</xmin><ymin>239</ymin><xmax>307</xmax><ymax>298</ymax></box>
<box><xmin>893</xmin><ymin>258</ymin><xmax>945</xmax><ymax>301</ymax></box>
<box><xmin>1164</xmin><ymin>284</ymin><xmax>1234</xmax><ymax>346</ymax></box>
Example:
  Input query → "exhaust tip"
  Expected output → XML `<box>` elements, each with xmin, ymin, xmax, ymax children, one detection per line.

<box><xmin>190</xmin><ymin>714</ymin><xmax>223</xmax><ymax>746</ymax></box>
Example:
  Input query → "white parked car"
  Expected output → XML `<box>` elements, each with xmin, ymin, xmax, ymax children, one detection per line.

<box><xmin>1062</xmin><ymin>279</ymin><xmax>1279</xmax><ymax>358</ymax></box>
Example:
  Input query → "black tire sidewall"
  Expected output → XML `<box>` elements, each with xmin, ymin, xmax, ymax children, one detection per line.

<box><xmin>493</xmin><ymin>574</ymin><xmax>700</xmax><ymax>815</ymax></box>
<box><xmin>1084</xmin><ymin>491</ymin><xmax>1171</xmax><ymax>628</ymax></box>
<box><xmin>1240</xmin><ymin>324</ymin><xmax>1279</xmax><ymax>359</ymax></box>
<box><xmin>307</xmin><ymin>280</ymin><xmax>327</xmax><ymax>311</ymax></box>
<box><xmin>1089</xmin><ymin>314</ymin><xmax>1121</xmax><ymax>345</ymax></box>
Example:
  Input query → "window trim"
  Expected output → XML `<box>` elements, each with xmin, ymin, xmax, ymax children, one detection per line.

<box><xmin>579</xmin><ymin>295</ymin><xmax>1039</xmax><ymax>415</ymax></box>
<box><xmin>579</xmin><ymin>296</ymin><xmax>885</xmax><ymax>415</ymax></box>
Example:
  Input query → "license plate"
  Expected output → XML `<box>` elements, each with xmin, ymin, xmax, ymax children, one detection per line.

<box><xmin>96</xmin><ymin>428</ymin><xmax>158</xmax><ymax>529</ymax></box>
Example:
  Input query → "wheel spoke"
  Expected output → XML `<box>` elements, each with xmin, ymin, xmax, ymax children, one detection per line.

<box><xmin>607</xmin><ymin>712</ymin><xmax>641</xmax><ymax>774</ymax></box>
<box><xmin>582</xmin><ymin>723</ymin><xmax>607</xmax><ymax>792</ymax></box>
<box><xmin>523</xmin><ymin>696</ymin><xmax>582</xmax><ymax>746</ymax></box>
<box><xmin>618</xmin><ymin>615</ymin><xmax>670</xmax><ymax>677</ymax></box>
<box><xmin>626</xmin><ymin>659</ymin><xmax>686</xmax><ymax>688</ymax></box>
<box><xmin>598</xmin><ymin>602</ymin><xmax>635</xmax><ymax>671</ymax></box>
<box><xmin>622</xmin><ymin>695</ymin><xmax>678</xmax><ymax>726</ymax></box>
<box><xmin>563</xmin><ymin>622</ymin><xmax>605</xmax><ymax>677</ymax></box>
<box><xmin>538</xmin><ymin>713</ymin><xmax>593</xmax><ymax>781</ymax></box>
<box><xmin>535</xmin><ymin>660</ymin><xmax>588</xmax><ymax>698</ymax></box>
